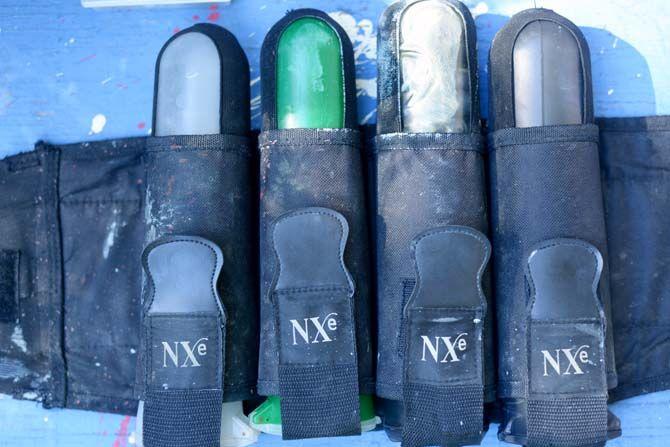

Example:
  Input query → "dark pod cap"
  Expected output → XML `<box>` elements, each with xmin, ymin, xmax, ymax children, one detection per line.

<box><xmin>377</xmin><ymin>0</ymin><xmax>479</xmax><ymax>134</ymax></box>
<box><xmin>488</xmin><ymin>8</ymin><xmax>593</xmax><ymax>130</ymax></box>
<box><xmin>153</xmin><ymin>23</ymin><xmax>250</xmax><ymax>136</ymax></box>
<box><xmin>260</xmin><ymin>9</ymin><xmax>358</xmax><ymax>131</ymax></box>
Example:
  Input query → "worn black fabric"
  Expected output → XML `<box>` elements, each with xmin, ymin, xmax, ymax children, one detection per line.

<box><xmin>143</xmin><ymin>135</ymin><xmax>257</xmax><ymax>401</ymax></box>
<box><xmin>400</xmin><ymin>227</ymin><xmax>490</xmax><ymax>447</ymax></box>
<box><xmin>488</xmin><ymin>125</ymin><xmax>617</xmax><ymax>444</ymax></box>
<box><xmin>489</xmin><ymin>125</ymin><xmax>615</xmax><ymax>395</ymax></box>
<box><xmin>141</xmin><ymin>236</ymin><xmax>225</xmax><ymax>447</ymax></box>
<box><xmin>0</xmin><ymin>250</ymin><xmax>19</xmax><ymax>322</ymax></box>
<box><xmin>0</xmin><ymin>132</ymin><xmax>257</xmax><ymax>414</ymax></box>
<box><xmin>374</xmin><ymin>133</ymin><xmax>493</xmax><ymax>404</ymax></box>
<box><xmin>599</xmin><ymin>116</ymin><xmax>670</xmax><ymax>401</ymax></box>
<box><xmin>271</xmin><ymin>208</ymin><xmax>361</xmax><ymax>439</ymax></box>
<box><xmin>258</xmin><ymin>129</ymin><xmax>374</xmax><ymax>397</ymax></box>
<box><xmin>0</xmin><ymin>144</ymin><xmax>65</xmax><ymax>408</ymax></box>
<box><xmin>59</xmin><ymin>137</ymin><xmax>146</xmax><ymax>413</ymax></box>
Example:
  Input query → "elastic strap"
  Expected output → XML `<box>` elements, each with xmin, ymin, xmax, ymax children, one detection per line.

<box><xmin>525</xmin><ymin>239</ymin><xmax>609</xmax><ymax>447</ymax></box>
<box><xmin>401</xmin><ymin>226</ymin><xmax>490</xmax><ymax>447</ymax></box>
<box><xmin>271</xmin><ymin>208</ymin><xmax>361</xmax><ymax>439</ymax></box>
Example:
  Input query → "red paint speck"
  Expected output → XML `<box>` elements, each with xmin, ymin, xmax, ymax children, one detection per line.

<box><xmin>173</xmin><ymin>26</ymin><xmax>181</xmax><ymax>34</ymax></box>
<box><xmin>78</xmin><ymin>54</ymin><xmax>96</xmax><ymax>63</ymax></box>
<box><xmin>137</xmin><ymin>122</ymin><xmax>146</xmax><ymax>129</ymax></box>
<box><xmin>207</xmin><ymin>12</ymin><xmax>220</xmax><ymax>22</ymax></box>
<box><xmin>112</xmin><ymin>416</ymin><xmax>131</xmax><ymax>447</ymax></box>
<box><xmin>192</xmin><ymin>14</ymin><xmax>200</xmax><ymax>20</ymax></box>
<box><xmin>209</xmin><ymin>4</ymin><xmax>218</xmax><ymax>10</ymax></box>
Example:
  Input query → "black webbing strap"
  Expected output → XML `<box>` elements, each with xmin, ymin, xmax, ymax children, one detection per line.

<box><xmin>401</xmin><ymin>226</ymin><xmax>490</xmax><ymax>447</ymax></box>
<box><xmin>141</xmin><ymin>236</ymin><xmax>226</xmax><ymax>447</ymax></box>
<box><xmin>272</xmin><ymin>207</ymin><xmax>361</xmax><ymax>440</ymax></box>
<box><xmin>525</xmin><ymin>239</ymin><xmax>608</xmax><ymax>447</ymax></box>
<box><xmin>0</xmin><ymin>250</ymin><xmax>19</xmax><ymax>323</ymax></box>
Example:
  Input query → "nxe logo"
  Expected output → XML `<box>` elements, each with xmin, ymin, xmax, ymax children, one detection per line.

<box><xmin>420</xmin><ymin>333</ymin><xmax>468</xmax><ymax>363</ymax></box>
<box><xmin>541</xmin><ymin>345</ymin><xmax>590</xmax><ymax>376</ymax></box>
<box><xmin>162</xmin><ymin>338</ymin><xmax>208</xmax><ymax>368</ymax></box>
<box><xmin>290</xmin><ymin>312</ymin><xmax>338</xmax><ymax>345</ymax></box>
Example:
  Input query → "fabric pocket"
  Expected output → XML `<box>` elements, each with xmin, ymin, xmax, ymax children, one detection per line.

<box><xmin>373</xmin><ymin>132</ymin><xmax>493</xmax><ymax>402</ymax></box>
<box><xmin>257</xmin><ymin>128</ymin><xmax>374</xmax><ymax>397</ymax></box>
<box><xmin>142</xmin><ymin>134</ymin><xmax>258</xmax><ymax>401</ymax></box>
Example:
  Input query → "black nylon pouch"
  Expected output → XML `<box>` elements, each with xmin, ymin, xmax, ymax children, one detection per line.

<box><xmin>488</xmin><ymin>125</ymin><xmax>617</xmax><ymax>446</ymax></box>
<box><xmin>400</xmin><ymin>226</ymin><xmax>490</xmax><ymax>447</ymax></box>
<box><xmin>0</xmin><ymin>138</ymin><xmax>146</xmax><ymax>413</ymax></box>
<box><xmin>488</xmin><ymin>8</ymin><xmax>619</xmax><ymax>445</ymax></box>
<box><xmin>374</xmin><ymin>133</ymin><xmax>492</xmax><ymax>401</ymax></box>
<box><xmin>256</xmin><ymin>10</ymin><xmax>373</xmax><ymax>439</ymax></box>
<box><xmin>141</xmin><ymin>236</ymin><xmax>226</xmax><ymax>447</ymax></box>
<box><xmin>141</xmin><ymin>134</ymin><xmax>257</xmax><ymax>401</ymax></box>
<box><xmin>374</xmin><ymin>1</ymin><xmax>494</xmax><ymax>441</ymax></box>
<box><xmin>257</xmin><ymin>129</ymin><xmax>374</xmax><ymax>424</ymax></box>
<box><xmin>599</xmin><ymin>116</ymin><xmax>670</xmax><ymax>401</ymax></box>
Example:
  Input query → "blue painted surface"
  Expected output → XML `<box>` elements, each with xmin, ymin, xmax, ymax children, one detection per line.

<box><xmin>0</xmin><ymin>0</ymin><xmax>669</xmax><ymax>445</ymax></box>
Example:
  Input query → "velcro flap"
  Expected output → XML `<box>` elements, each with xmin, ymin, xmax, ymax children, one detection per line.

<box><xmin>272</xmin><ymin>207</ymin><xmax>360</xmax><ymax>439</ymax></box>
<box><xmin>526</xmin><ymin>238</ymin><xmax>608</xmax><ymax>447</ymax></box>
<box><xmin>141</xmin><ymin>236</ymin><xmax>226</xmax><ymax>447</ymax></box>
<box><xmin>402</xmin><ymin>226</ymin><xmax>490</xmax><ymax>447</ymax></box>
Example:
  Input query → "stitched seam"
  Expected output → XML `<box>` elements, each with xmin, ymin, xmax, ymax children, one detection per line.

<box><xmin>60</xmin><ymin>198</ymin><xmax>141</xmax><ymax>206</ymax></box>
<box><xmin>275</xmin><ymin>285</ymin><xmax>350</xmax><ymax>295</ymax></box>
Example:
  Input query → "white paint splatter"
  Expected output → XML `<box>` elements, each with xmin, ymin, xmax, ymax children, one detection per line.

<box><xmin>470</xmin><ymin>2</ymin><xmax>489</xmax><ymax>18</ymax></box>
<box><xmin>607</xmin><ymin>88</ymin><xmax>614</xmax><ymax>95</ymax></box>
<box><xmin>361</xmin><ymin>108</ymin><xmax>376</xmax><ymax>125</ymax></box>
<box><xmin>612</xmin><ymin>37</ymin><xmax>619</xmax><ymax>48</ymax></box>
<box><xmin>22</xmin><ymin>391</ymin><xmax>38</xmax><ymax>400</ymax></box>
<box><xmin>11</xmin><ymin>325</ymin><xmax>27</xmax><ymax>353</ymax></box>
<box><xmin>356</xmin><ymin>78</ymin><xmax>377</xmax><ymax>99</ymax></box>
<box><xmin>329</xmin><ymin>11</ymin><xmax>376</xmax><ymax>63</ymax></box>
<box><xmin>89</xmin><ymin>113</ymin><xmax>106</xmax><ymax>134</ymax></box>
<box><xmin>329</xmin><ymin>11</ymin><xmax>378</xmax><ymax>105</ymax></box>
<box><xmin>101</xmin><ymin>76</ymin><xmax>112</xmax><ymax>85</ymax></box>
<box><xmin>103</xmin><ymin>209</ymin><xmax>122</xmax><ymax>259</ymax></box>
<box><xmin>102</xmin><ymin>220</ymin><xmax>118</xmax><ymax>259</ymax></box>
